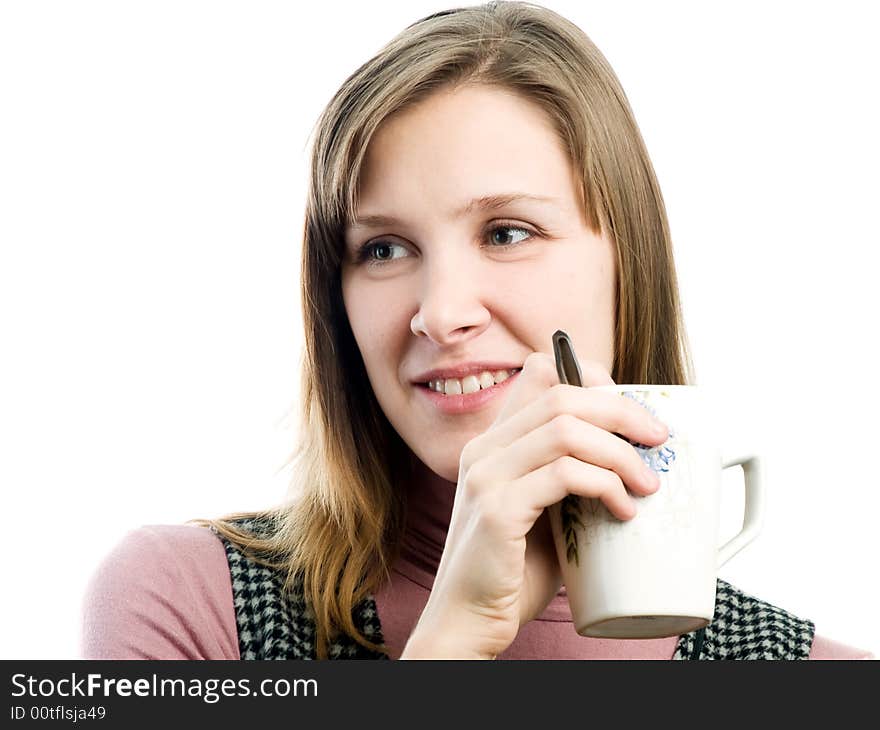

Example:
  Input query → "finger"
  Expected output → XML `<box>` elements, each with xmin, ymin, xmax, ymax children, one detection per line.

<box><xmin>482</xmin><ymin>384</ymin><xmax>669</xmax><ymax>455</ymax></box>
<box><xmin>573</xmin><ymin>357</ymin><xmax>617</xmax><ymax>388</ymax></box>
<box><xmin>491</xmin><ymin>412</ymin><xmax>658</xmax><ymax>505</ymax></box>
<box><xmin>519</xmin><ymin>456</ymin><xmax>638</xmax><ymax>522</ymax></box>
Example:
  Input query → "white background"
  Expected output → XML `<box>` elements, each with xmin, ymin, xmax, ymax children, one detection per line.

<box><xmin>1</xmin><ymin>0</ymin><xmax>877</xmax><ymax>659</ymax></box>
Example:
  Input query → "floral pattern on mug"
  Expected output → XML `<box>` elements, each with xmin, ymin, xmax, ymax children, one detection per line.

<box><xmin>621</xmin><ymin>390</ymin><xmax>677</xmax><ymax>475</ymax></box>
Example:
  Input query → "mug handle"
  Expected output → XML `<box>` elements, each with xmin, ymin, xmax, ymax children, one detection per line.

<box><xmin>716</xmin><ymin>452</ymin><xmax>765</xmax><ymax>569</ymax></box>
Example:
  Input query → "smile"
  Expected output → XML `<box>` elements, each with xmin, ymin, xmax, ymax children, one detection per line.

<box><xmin>414</xmin><ymin>369</ymin><xmax>522</xmax><ymax>415</ymax></box>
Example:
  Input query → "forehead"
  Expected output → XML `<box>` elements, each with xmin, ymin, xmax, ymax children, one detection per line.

<box><xmin>350</xmin><ymin>85</ymin><xmax>578</xmax><ymax>226</ymax></box>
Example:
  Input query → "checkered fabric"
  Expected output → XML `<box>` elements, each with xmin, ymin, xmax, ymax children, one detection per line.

<box><xmin>212</xmin><ymin>518</ymin><xmax>814</xmax><ymax>660</ymax></box>
<box><xmin>211</xmin><ymin>517</ymin><xmax>387</xmax><ymax>660</ymax></box>
<box><xmin>673</xmin><ymin>578</ymin><xmax>815</xmax><ymax>660</ymax></box>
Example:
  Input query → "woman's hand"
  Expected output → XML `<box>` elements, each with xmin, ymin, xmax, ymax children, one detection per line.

<box><xmin>401</xmin><ymin>351</ymin><xmax>669</xmax><ymax>659</ymax></box>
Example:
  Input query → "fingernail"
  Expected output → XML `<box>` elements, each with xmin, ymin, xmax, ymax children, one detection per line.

<box><xmin>644</xmin><ymin>466</ymin><xmax>660</xmax><ymax>489</ymax></box>
<box><xmin>652</xmin><ymin>420</ymin><xmax>668</xmax><ymax>438</ymax></box>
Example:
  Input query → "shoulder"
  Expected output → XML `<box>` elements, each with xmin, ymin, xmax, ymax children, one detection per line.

<box><xmin>80</xmin><ymin>524</ymin><xmax>239</xmax><ymax>660</ymax></box>
<box><xmin>675</xmin><ymin>580</ymin><xmax>816</xmax><ymax>659</ymax></box>
<box><xmin>88</xmin><ymin>524</ymin><xmax>230</xmax><ymax>593</ymax></box>
<box><xmin>675</xmin><ymin>580</ymin><xmax>875</xmax><ymax>660</ymax></box>
<box><xmin>101</xmin><ymin>523</ymin><xmax>228</xmax><ymax>561</ymax></box>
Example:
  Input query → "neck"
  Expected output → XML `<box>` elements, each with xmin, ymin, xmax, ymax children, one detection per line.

<box><xmin>398</xmin><ymin>455</ymin><xmax>457</xmax><ymax>581</ymax></box>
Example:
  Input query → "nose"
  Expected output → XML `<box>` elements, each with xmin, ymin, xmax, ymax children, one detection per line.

<box><xmin>409</xmin><ymin>252</ymin><xmax>491</xmax><ymax>344</ymax></box>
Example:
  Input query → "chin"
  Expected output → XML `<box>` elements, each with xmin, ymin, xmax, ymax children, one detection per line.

<box><xmin>416</xmin><ymin>448</ymin><xmax>462</xmax><ymax>483</ymax></box>
<box><xmin>436</xmin><ymin>466</ymin><xmax>460</xmax><ymax>483</ymax></box>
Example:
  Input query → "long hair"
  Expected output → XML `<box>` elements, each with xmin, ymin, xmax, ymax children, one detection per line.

<box><xmin>193</xmin><ymin>0</ymin><xmax>697</xmax><ymax>660</ymax></box>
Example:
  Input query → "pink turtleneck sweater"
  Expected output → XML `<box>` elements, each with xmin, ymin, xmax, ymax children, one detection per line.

<box><xmin>80</xmin><ymin>480</ymin><xmax>875</xmax><ymax>660</ymax></box>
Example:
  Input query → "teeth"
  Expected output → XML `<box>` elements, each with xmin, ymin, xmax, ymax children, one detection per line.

<box><xmin>427</xmin><ymin>369</ymin><xmax>520</xmax><ymax>395</ymax></box>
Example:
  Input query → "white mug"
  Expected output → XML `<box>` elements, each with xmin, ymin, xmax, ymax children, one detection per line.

<box><xmin>547</xmin><ymin>384</ymin><xmax>765</xmax><ymax>639</ymax></box>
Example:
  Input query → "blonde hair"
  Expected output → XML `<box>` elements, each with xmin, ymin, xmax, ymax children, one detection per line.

<box><xmin>192</xmin><ymin>0</ymin><xmax>697</xmax><ymax>659</ymax></box>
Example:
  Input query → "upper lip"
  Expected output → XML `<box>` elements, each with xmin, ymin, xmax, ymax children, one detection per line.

<box><xmin>411</xmin><ymin>361</ymin><xmax>523</xmax><ymax>384</ymax></box>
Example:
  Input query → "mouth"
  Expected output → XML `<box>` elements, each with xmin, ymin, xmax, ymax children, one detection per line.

<box><xmin>414</xmin><ymin>367</ymin><xmax>523</xmax><ymax>393</ymax></box>
<box><xmin>413</xmin><ymin>368</ymin><xmax>522</xmax><ymax>415</ymax></box>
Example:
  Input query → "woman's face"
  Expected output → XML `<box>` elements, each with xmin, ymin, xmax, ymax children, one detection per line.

<box><xmin>341</xmin><ymin>84</ymin><xmax>616</xmax><ymax>483</ymax></box>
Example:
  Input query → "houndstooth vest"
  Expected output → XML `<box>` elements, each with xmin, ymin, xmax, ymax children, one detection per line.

<box><xmin>211</xmin><ymin>517</ymin><xmax>815</xmax><ymax>660</ymax></box>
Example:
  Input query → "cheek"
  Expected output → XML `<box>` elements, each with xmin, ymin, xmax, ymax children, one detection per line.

<box><xmin>501</xmin><ymin>251</ymin><xmax>601</xmax><ymax>303</ymax></box>
<box><xmin>341</xmin><ymin>275</ymin><xmax>374</xmax><ymax>337</ymax></box>
<box><xmin>510</xmin><ymin>249</ymin><xmax>615</xmax><ymax>350</ymax></box>
<box><xmin>341</xmin><ymin>281</ymin><xmax>410</xmax><ymax>381</ymax></box>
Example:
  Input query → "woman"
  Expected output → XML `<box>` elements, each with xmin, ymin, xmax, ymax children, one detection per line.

<box><xmin>80</xmin><ymin>1</ymin><xmax>873</xmax><ymax>660</ymax></box>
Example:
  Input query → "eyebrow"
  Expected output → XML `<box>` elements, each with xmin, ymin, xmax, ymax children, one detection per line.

<box><xmin>349</xmin><ymin>192</ymin><xmax>562</xmax><ymax>229</ymax></box>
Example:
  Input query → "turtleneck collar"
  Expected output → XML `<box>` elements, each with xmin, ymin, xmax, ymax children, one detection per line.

<box><xmin>398</xmin><ymin>465</ymin><xmax>456</xmax><ymax>581</ymax></box>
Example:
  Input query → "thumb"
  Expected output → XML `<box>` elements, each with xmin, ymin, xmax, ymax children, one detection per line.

<box><xmin>493</xmin><ymin>340</ymin><xmax>617</xmax><ymax>427</ymax></box>
<box><xmin>491</xmin><ymin>350</ymin><xmax>559</xmax><ymax>427</ymax></box>
<box><xmin>573</xmin><ymin>357</ymin><xmax>617</xmax><ymax>388</ymax></box>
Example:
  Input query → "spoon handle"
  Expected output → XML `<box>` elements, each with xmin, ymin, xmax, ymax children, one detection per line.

<box><xmin>552</xmin><ymin>329</ymin><xmax>584</xmax><ymax>388</ymax></box>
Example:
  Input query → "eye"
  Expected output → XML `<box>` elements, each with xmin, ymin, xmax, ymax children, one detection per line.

<box><xmin>487</xmin><ymin>225</ymin><xmax>532</xmax><ymax>247</ymax></box>
<box><xmin>353</xmin><ymin>240</ymin><xmax>408</xmax><ymax>266</ymax></box>
<box><xmin>352</xmin><ymin>222</ymin><xmax>538</xmax><ymax>269</ymax></box>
